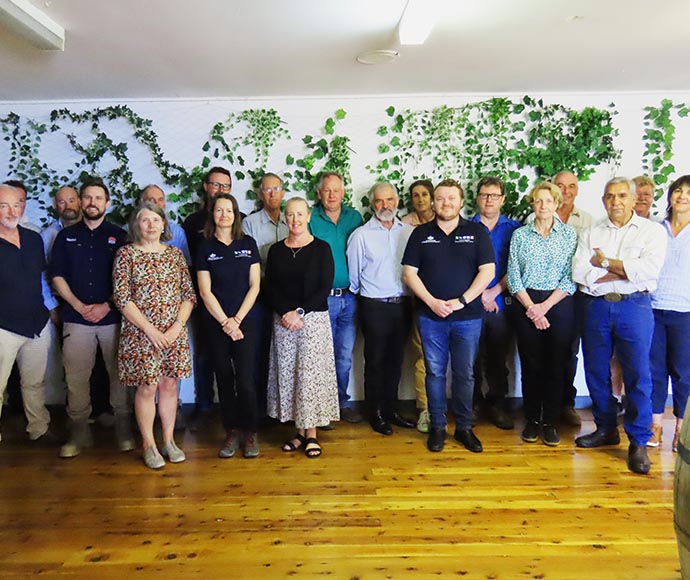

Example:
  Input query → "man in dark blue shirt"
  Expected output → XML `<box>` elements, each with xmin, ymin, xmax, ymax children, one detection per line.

<box><xmin>51</xmin><ymin>177</ymin><xmax>131</xmax><ymax>458</ymax></box>
<box><xmin>470</xmin><ymin>177</ymin><xmax>521</xmax><ymax>430</ymax></box>
<box><xmin>402</xmin><ymin>179</ymin><xmax>495</xmax><ymax>453</ymax></box>
<box><xmin>0</xmin><ymin>185</ymin><xmax>55</xmax><ymax>442</ymax></box>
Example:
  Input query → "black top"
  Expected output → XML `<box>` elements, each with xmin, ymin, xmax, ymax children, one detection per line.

<box><xmin>264</xmin><ymin>238</ymin><xmax>334</xmax><ymax>315</ymax></box>
<box><xmin>182</xmin><ymin>209</ymin><xmax>208</xmax><ymax>269</ymax></box>
<box><xmin>49</xmin><ymin>220</ymin><xmax>128</xmax><ymax>325</ymax></box>
<box><xmin>0</xmin><ymin>226</ymin><xmax>49</xmax><ymax>338</ymax></box>
<box><xmin>196</xmin><ymin>235</ymin><xmax>261</xmax><ymax>322</ymax></box>
<box><xmin>402</xmin><ymin>218</ymin><xmax>495</xmax><ymax>321</ymax></box>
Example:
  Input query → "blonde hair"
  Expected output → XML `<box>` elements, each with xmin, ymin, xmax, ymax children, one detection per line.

<box><xmin>527</xmin><ymin>181</ymin><xmax>562</xmax><ymax>207</ymax></box>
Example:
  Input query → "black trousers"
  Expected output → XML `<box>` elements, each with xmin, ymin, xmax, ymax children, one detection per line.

<box><xmin>473</xmin><ymin>307</ymin><xmax>513</xmax><ymax>406</ymax></box>
<box><xmin>511</xmin><ymin>290</ymin><xmax>575</xmax><ymax>425</ymax></box>
<box><xmin>359</xmin><ymin>297</ymin><xmax>411</xmax><ymax>417</ymax></box>
<box><xmin>207</xmin><ymin>317</ymin><xmax>259</xmax><ymax>432</ymax></box>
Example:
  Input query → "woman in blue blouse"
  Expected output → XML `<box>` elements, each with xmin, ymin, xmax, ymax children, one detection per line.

<box><xmin>507</xmin><ymin>181</ymin><xmax>577</xmax><ymax>446</ymax></box>
<box><xmin>197</xmin><ymin>194</ymin><xmax>261</xmax><ymax>459</ymax></box>
<box><xmin>649</xmin><ymin>175</ymin><xmax>690</xmax><ymax>452</ymax></box>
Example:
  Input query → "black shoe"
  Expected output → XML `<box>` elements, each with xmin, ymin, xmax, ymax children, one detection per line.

<box><xmin>488</xmin><ymin>405</ymin><xmax>514</xmax><ymax>430</ymax></box>
<box><xmin>427</xmin><ymin>427</ymin><xmax>446</xmax><ymax>452</ymax></box>
<box><xmin>454</xmin><ymin>428</ymin><xmax>483</xmax><ymax>453</ymax></box>
<box><xmin>340</xmin><ymin>407</ymin><xmax>363</xmax><ymax>423</ymax></box>
<box><xmin>575</xmin><ymin>428</ymin><xmax>620</xmax><ymax>448</ymax></box>
<box><xmin>541</xmin><ymin>424</ymin><xmax>560</xmax><ymax>447</ymax></box>
<box><xmin>385</xmin><ymin>412</ymin><xmax>416</xmax><ymax>429</ymax></box>
<box><xmin>521</xmin><ymin>421</ymin><xmax>540</xmax><ymax>443</ymax></box>
<box><xmin>627</xmin><ymin>444</ymin><xmax>651</xmax><ymax>475</ymax></box>
<box><xmin>319</xmin><ymin>422</ymin><xmax>335</xmax><ymax>431</ymax></box>
<box><xmin>370</xmin><ymin>414</ymin><xmax>393</xmax><ymax>435</ymax></box>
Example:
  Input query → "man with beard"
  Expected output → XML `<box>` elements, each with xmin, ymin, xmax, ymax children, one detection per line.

<box><xmin>0</xmin><ymin>184</ymin><xmax>55</xmax><ymax>442</ymax></box>
<box><xmin>50</xmin><ymin>177</ymin><xmax>132</xmax><ymax>458</ymax></box>
<box><xmin>346</xmin><ymin>182</ymin><xmax>415</xmax><ymax>435</ymax></box>
<box><xmin>41</xmin><ymin>186</ymin><xmax>82</xmax><ymax>258</ymax></box>
<box><xmin>403</xmin><ymin>179</ymin><xmax>495</xmax><ymax>453</ymax></box>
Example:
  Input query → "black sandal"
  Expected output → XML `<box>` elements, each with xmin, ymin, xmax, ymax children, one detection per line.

<box><xmin>304</xmin><ymin>437</ymin><xmax>322</xmax><ymax>459</ymax></box>
<box><xmin>282</xmin><ymin>433</ymin><xmax>306</xmax><ymax>452</ymax></box>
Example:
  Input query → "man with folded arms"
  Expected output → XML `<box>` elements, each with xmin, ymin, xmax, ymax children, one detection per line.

<box><xmin>572</xmin><ymin>177</ymin><xmax>667</xmax><ymax>475</ymax></box>
<box><xmin>347</xmin><ymin>182</ymin><xmax>415</xmax><ymax>435</ymax></box>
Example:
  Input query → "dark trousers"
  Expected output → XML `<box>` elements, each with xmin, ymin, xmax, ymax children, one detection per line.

<box><xmin>207</xmin><ymin>318</ymin><xmax>259</xmax><ymax>432</ymax></box>
<box><xmin>473</xmin><ymin>308</ymin><xmax>513</xmax><ymax>406</ymax></box>
<box><xmin>562</xmin><ymin>290</ymin><xmax>585</xmax><ymax>408</ymax></box>
<box><xmin>191</xmin><ymin>308</ymin><xmax>216</xmax><ymax>412</ymax></box>
<box><xmin>512</xmin><ymin>290</ymin><xmax>575</xmax><ymax>425</ymax></box>
<box><xmin>359</xmin><ymin>297</ymin><xmax>411</xmax><ymax>417</ymax></box>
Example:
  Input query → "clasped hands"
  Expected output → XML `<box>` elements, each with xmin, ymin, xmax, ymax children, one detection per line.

<box><xmin>525</xmin><ymin>303</ymin><xmax>550</xmax><ymax>330</ymax></box>
<box><xmin>145</xmin><ymin>322</ymin><xmax>183</xmax><ymax>350</ymax></box>
<box><xmin>221</xmin><ymin>316</ymin><xmax>244</xmax><ymax>341</ymax></box>
<box><xmin>430</xmin><ymin>297</ymin><xmax>465</xmax><ymax>318</ymax></box>
<box><xmin>281</xmin><ymin>310</ymin><xmax>304</xmax><ymax>331</ymax></box>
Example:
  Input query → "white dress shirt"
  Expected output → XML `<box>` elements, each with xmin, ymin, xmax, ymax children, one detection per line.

<box><xmin>572</xmin><ymin>213</ymin><xmax>667</xmax><ymax>296</ymax></box>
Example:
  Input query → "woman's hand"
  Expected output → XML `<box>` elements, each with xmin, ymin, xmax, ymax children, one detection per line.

<box><xmin>145</xmin><ymin>326</ymin><xmax>170</xmax><ymax>350</ymax></box>
<box><xmin>531</xmin><ymin>315</ymin><xmax>550</xmax><ymax>330</ymax></box>
<box><xmin>163</xmin><ymin>322</ymin><xmax>183</xmax><ymax>345</ymax></box>
<box><xmin>525</xmin><ymin>302</ymin><xmax>548</xmax><ymax>321</ymax></box>
<box><xmin>221</xmin><ymin>316</ymin><xmax>241</xmax><ymax>335</ymax></box>
<box><xmin>281</xmin><ymin>310</ymin><xmax>305</xmax><ymax>331</ymax></box>
<box><xmin>229</xmin><ymin>327</ymin><xmax>244</xmax><ymax>341</ymax></box>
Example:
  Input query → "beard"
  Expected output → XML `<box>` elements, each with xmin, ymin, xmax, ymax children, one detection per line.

<box><xmin>83</xmin><ymin>206</ymin><xmax>105</xmax><ymax>222</ymax></box>
<box><xmin>375</xmin><ymin>208</ymin><xmax>396</xmax><ymax>222</ymax></box>
<box><xmin>0</xmin><ymin>216</ymin><xmax>20</xmax><ymax>229</ymax></box>
<box><xmin>60</xmin><ymin>208</ymin><xmax>80</xmax><ymax>221</ymax></box>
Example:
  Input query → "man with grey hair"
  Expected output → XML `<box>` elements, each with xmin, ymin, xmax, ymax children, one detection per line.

<box><xmin>310</xmin><ymin>171</ymin><xmax>364</xmax><ymax>423</ymax></box>
<box><xmin>572</xmin><ymin>176</ymin><xmax>667</xmax><ymax>475</ymax></box>
<box><xmin>346</xmin><ymin>182</ymin><xmax>415</xmax><ymax>434</ymax></box>
<box><xmin>0</xmin><ymin>184</ymin><xmax>56</xmax><ymax>442</ymax></box>
<box><xmin>632</xmin><ymin>175</ymin><xmax>656</xmax><ymax>219</ymax></box>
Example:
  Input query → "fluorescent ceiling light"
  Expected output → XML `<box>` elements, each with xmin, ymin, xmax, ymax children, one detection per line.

<box><xmin>0</xmin><ymin>0</ymin><xmax>64</xmax><ymax>50</ymax></box>
<box><xmin>398</xmin><ymin>0</ymin><xmax>434</xmax><ymax>46</ymax></box>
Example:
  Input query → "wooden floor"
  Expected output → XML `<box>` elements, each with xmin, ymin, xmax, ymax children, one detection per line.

<box><xmin>0</xmin><ymin>408</ymin><xmax>682</xmax><ymax>580</ymax></box>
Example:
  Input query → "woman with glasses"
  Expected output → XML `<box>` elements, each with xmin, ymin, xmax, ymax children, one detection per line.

<box><xmin>507</xmin><ymin>182</ymin><xmax>577</xmax><ymax>447</ymax></box>
<box><xmin>648</xmin><ymin>175</ymin><xmax>690</xmax><ymax>451</ymax></box>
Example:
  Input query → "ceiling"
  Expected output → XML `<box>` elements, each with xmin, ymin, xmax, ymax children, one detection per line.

<box><xmin>1</xmin><ymin>0</ymin><xmax>690</xmax><ymax>102</ymax></box>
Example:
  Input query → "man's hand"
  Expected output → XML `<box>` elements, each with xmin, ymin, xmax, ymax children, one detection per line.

<box><xmin>81</xmin><ymin>302</ymin><xmax>111</xmax><ymax>323</ymax></box>
<box><xmin>594</xmin><ymin>271</ymin><xmax>625</xmax><ymax>284</ymax></box>
<box><xmin>430</xmin><ymin>298</ymin><xmax>454</xmax><ymax>318</ymax></box>
<box><xmin>590</xmin><ymin>247</ymin><xmax>607</xmax><ymax>268</ymax></box>
<box><xmin>481</xmin><ymin>289</ymin><xmax>499</xmax><ymax>313</ymax></box>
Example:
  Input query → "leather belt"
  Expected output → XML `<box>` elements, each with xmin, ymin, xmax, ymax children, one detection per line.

<box><xmin>366</xmin><ymin>296</ymin><xmax>408</xmax><ymax>304</ymax></box>
<box><xmin>329</xmin><ymin>288</ymin><xmax>350</xmax><ymax>297</ymax></box>
<box><xmin>594</xmin><ymin>291</ymin><xmax>649</xmax><ymax>303</ymax></box>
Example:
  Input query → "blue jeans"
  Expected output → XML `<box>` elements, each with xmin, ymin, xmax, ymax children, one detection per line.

<box><xmin>650</xmin><ymin>309</ymin><xmax>690</xmax><ymax>418</ymax></box>
<box><xmin>581</xmin><ymin>294</ymin><xmax>654</xmax><ymax>446</ymax></box>
<box><xmin>327</xmin><ymin>292</ymin><xmax>357</xmax><ymax>408</ymax></box>
<box><xmin>418</xmin><ymin>315</ymin><xmax>482</xmax><ymax>430</ymax></box>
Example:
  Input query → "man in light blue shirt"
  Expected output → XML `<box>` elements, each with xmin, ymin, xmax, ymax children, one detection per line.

<box><xmin>347</xmin><ymin>182</ymin><xmax>415</xmax><ymax>434</ymax></box>
<box><xmin>310</xmin><ymin>171</ymin><xmax>363</xmax><ymax>423</ymax></box>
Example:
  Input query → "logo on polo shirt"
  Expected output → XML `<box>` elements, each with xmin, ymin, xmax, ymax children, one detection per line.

<box><xmin>421</xmin><ymin>235</ymin><xmax>440</xmax><ymax>244</ymax></box>
<box><xmin>207</xmin><ymin>253</ymin><xmax>223</xmax><ymax>262</ymax></box>
<box><xmin>66</xmin><ymin>237</ymin><xmax>77</xmax><ymax>242</ymax></box>
<box><xmin>234</xmin><ymin>249</ymin><xmax>253</xmax><ymax>258</ymax></box>
<box><xmin>454</xmin><ymin>235</ymin><xmax>475</xmax><ymax>243</ymax></box>
<box><xmin>107</xmin><ymin>237</ymin><xmax>117</xmax><ymax>245</ymax></box>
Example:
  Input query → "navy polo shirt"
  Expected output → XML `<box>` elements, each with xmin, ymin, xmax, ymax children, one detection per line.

<box><xmin>0</xmin><ymin>226</ymin><xmax>49</xmax><ymax>338</ymax></box>
<box><xmin>50</xmin><ymin>220</ymin><xmax>128</xmax><ymax>326</ymax></box>
<box><xmin>195</xmin><ymin>235</ymin><xmax>261</xmax><ymax>322</ymax></box>
<box><xmin>402</xmin><ymin>217</ymin><xmax>495</xmax><ymax>321</ymax></box>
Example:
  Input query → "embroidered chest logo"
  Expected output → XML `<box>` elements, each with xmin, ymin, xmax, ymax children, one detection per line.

<box><xmin>421</xmin><ymin>235</ymin><xmax>440</xmax><ymax>244</ymax></box>
<box><xmin>454</xmin><ymin>235</ymin><xmax>475</xmax><ymax>244</ymax></box>
<box><xmin>107</xmin><ymin>237</ymin><xmax>117</xmax><ymax>245</ymax></box>
<box><xmin>207</xmin><ymin>253</ymin><xmax>223</xmax><ymax>262</ymax></box>
<box><xmin>234</xmin><ymin>249</ymin><xmax>253</xmax><ymax>259</ymax></box>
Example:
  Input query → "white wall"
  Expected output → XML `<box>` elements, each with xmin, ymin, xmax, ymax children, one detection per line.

<box><xmin>2</xmin><ymin>90</ymin><xmax>687</xmax><ymax>404</ymax></box>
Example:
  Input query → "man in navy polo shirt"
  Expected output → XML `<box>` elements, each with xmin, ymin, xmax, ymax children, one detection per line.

<box><xmin>51</xmin><ymin>177</ymin><xmax>132</xmax><ymax>458</ymax></box>
<box><xmin>0</xmin><ymin>185</ymin><xmax>56</xmax><ymax>442</ymax></box>
<box><xmin>402</xmin><ymin>178</ymin><xmax>495</xmax><ymax>453</ymax></box>
<box><xmin>470</xmin><ymin>177</ymin><xmax>521</xmax><ymax>430</ymax></box>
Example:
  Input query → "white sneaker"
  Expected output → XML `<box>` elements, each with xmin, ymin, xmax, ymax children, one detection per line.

<box><xmin>417</xmin><ymin>410</ymin><xmax>430</xmax><ymax>433</ymax></box>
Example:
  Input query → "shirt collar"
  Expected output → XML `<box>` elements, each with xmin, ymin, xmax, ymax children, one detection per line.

<box><xmin>260</xmin><ymin>208</ymin><xmax>285</xmax><ymax>226</ymax></box>
<box><xmin>604</xmin><ymin>211</ymin><xmax>642</xmax><ymax>230</ymax></box>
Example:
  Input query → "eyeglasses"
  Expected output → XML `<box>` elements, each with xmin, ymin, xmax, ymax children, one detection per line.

<box><xmin>207</xmin><ymin>181</ymin><xmax>231</xmax><ymax>192</ymax></box>
<box><xmin>477</xmin><ymin>193</ymin><xmax>504</xmax><ymax>200</ymax></box>
<box><xmin>261</xmin><ymin>186</ymin><xmax>284</xmax><ymax>195</ymax></box>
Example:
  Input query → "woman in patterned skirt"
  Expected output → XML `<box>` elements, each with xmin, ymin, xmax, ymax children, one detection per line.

<box><xmin>113</xmin><ymin>202</ymin><xmax>196</xmax><ymax>470</ymax></box>
<box><xmin>264</xmin><ymin>197</ymin><xmax>339</xmax><ymax>458</ymax></box>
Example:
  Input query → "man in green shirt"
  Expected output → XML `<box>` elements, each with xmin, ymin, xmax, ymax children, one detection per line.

<box><xmin>309</xmin><ymin>172</ymin><xmax>363</xmax><ymax>423</ymax></box>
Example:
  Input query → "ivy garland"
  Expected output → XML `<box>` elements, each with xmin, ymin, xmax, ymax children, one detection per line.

<box><xmin>368</xmin><ymin>97</ymin><xmax>621</xmax><ymax>219</ymax></box>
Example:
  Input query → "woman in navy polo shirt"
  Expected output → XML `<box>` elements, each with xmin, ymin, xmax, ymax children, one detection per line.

<box><xmin>197</xmin><ymin>194</ymin><xmax>261</xmax><ymax>459</ymax></box>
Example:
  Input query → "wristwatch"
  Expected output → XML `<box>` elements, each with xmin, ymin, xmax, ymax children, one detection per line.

<box><xmin>601</xmin><ymin>258</ymin><xmax>610</xmax><ymax>270</ymax></box>
<box><xmin>296</xmin><ymin>307</ymin><xmax>305</xmax><ymax>318</ymax></box>
<box><xmin>458</xmin><ymin>295</ymin><xmax>468</xmax><ymax>307</ymax></box>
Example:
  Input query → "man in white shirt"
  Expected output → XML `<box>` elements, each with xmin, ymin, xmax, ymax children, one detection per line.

<box><xmin>572</xmin><ymin>177</ymin><xmax>667</xmax><ymax>475</ymax></box>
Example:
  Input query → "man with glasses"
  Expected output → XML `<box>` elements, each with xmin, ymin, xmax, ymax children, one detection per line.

<box><xmin>242</xmin><ymin>173</ymin><xmax>289</xmax><ymax>420</ymax></box>
<box><xmin>183</xmin><ymin>167</ymin><xmax>233</xmax><ymax>424</ymax></box>
<box><xmin>310</xmin><ymin>172</ymin><xmax>364</xmax><ymax>423</ymax></box>
<box><xmin>470</xmin><ymin>177</ymin><xmax>520</xmax><ymax>430</ymax></box>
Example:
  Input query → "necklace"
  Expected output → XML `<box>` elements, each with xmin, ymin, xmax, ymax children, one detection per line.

<box><xmin>290</xmin><ymin>246</ymin><xmax>304</xmax><ymax>258</ymax></box>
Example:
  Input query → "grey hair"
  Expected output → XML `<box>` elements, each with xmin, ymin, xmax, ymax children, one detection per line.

<box><xmin>604</xmin><ymin>176</ymin><xmax>636</xmax><ymax>197</ymax></box>
<box><xmin>128</xmin><ymin>201</ymin><xmax>172</xmax><ymax>244</ymax></box>
<box><xmin>316</xmin><ymin>171</ymin><xmax>344</xmax><ymax>191</ymax></box>
<box><xmin>368</xmin><ymin>181</ymin><xmax>398</xmax><ymax>206</ymax></box>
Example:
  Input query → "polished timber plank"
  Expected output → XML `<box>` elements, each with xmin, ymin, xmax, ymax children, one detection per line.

<box><xmin>0</xmin><ymin>410</ymin><xmax>681</xmax><ymax>579</ymax></box>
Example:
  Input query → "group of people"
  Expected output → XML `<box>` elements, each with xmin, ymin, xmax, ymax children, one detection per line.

<box><xmin>0</xmin><ymin>166</ymin><xmax>687</xmax><ymax>476</ymax></box>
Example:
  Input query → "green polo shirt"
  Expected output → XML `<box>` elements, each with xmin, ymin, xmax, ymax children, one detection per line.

<box><xmin>309</xmin><ymin>203</ymin><xmax>363</xmax><ymax>289</ymax></box>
